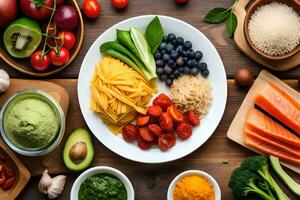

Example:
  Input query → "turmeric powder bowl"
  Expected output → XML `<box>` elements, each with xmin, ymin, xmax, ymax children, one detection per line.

<box><xmin>167</xmin><ymin>170</ymin><xmax>221</xmax><ymax>200</ymax></box>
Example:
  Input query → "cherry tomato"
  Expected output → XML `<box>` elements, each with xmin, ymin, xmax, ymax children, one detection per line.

<box><xmin>58</xmin><ymin>31</ymin><xmax>76</xmax><ymax>50</ymax></box>
<box><xmin>111</xmin><ymin>0</ymin><xmax>128</xmax><ymax>9</ymax></box>
<box><xmin>159</xmin><ymin>113</ymin><xmax>173</xmax><ymax>132</ymax></box>
<box><xmin>158</xmin><ymin>133</ymin><xmax>176</xmax><ymax>150</ymax></box>
<box><xmin>83</xmin><ymin>0</ymin><xmax>100</xmax><ymax>19</ymax></box>
<box><xmin>56</xmin><ymin>0</ymin><xmax>64</xmax><ymax>6</ymax></box>
<box><xmin>41</xmin><ymin>22</ymin><xmax>56</xmax><ymax>36</ymax></box>
<box><xmin>49</xmin><ymin>47</ymin><xmax>70</xmax><ymax>66</ymax></box>
<box><xmin>148</xmin><ymin>124</ymin><xmax>162</xmax><ymax>137</ymax></box>
<box><xmin>135</xmin><ymin>114</ymin><xmax>150</xmax><ymax>126</ymax></box>
<box><xmin>139</xmin><ymin>127</ymin><xmax>154</xmax><ymax>142</ymax></box>
<box><xmin>2</xmin><ymin>176</ymin><xmax>15</xmax><ymax>190</ymax></box>
<box><xmin>185</xmin><ymin>111</ymin><xmax>200</xmax><ymax>126</ymax></box>
<box><xmin>153</xmin><ymin>93</ymin><xmax>173</xmax><ymax>110</ymax></box>
<box><xmin>167</xmin><ymin>105</ymin><xmax>183</xmax><ymax>123</ymax></box>
<box><xmin>137</xmin><ymin>134</ymin><xmax>152</xmax><ymax>150</ymax></box>
<box><xmin>176</xmin><ymin>122</ymin><xmax>192</xmax><ymax>140</ymax></box>
<box><xmin>147</xmin><ymin>105</ymin><xmax>162</xmax><ymax>118</ymax></box>
<box><xmin>122</xmin><ymin>124</ymin><xmax>138</xmax><ymax>142</ymax></box>
<box><xmin>31</xmin><ymin>51</ymin><xmax>51</xmax><ymax>72</ymax></box>
<box><xmin>20</xmin><ymin>0</ymin><xmax>54</xmax><ymax>20</ymax></box>
<box><xmin>175</xmin><ymin>0</ymin><xmax>188</xmax><ymax>4</ymax></box>
<box><xmin>0</xmin><ymin>0</ymin><xmax>17</xmax><ymax>27</ymax></box>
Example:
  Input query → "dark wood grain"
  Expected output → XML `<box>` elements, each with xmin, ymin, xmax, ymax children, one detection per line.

<box><xmin>15</xmin><ymin>79</ymin><xmax>300</xmax><ymax>200</ymax></box>
<box><xmin>1</xmin><ymin>0</ymin><xmax>300</xmax><ymax>79</ymax></box>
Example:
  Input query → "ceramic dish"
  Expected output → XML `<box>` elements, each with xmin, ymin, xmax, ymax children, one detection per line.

<box><xmin>78</xmin><ymin>15</ymin><xmax>227</xmax><ymax>163</ymax></box>
<box><xmin>70</xmin><ymin>166</ymin><xmax>134</xmax><ymax>200</ymax></box>
<box><xmin>0</xmin><ymin>0</ymin><xmax>84</xmax><ymax>77</ymax></box>
<box><xmin>167</xmin><ymin>170</ymin><xmax>221</xmax><ymax>200</ymax></box>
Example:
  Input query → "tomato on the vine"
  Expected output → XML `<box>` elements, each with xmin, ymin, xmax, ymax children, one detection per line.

<box><xmin>58</xmin><ymin>31</ymin><xmax>76</xmax><ymax>50</ymax></box>
<box><xmin>83</xmin><ymin>0</ymin><xmax>100</xmax><ymax>19</ymax></box>
<box><xmin>41</xmin><ymin>22</ymin><xmax>56</xmax><ymax>36</ymax></box>
<box><xmin>30</xmin><ymin>50</ymin><xmax>51</xmax><ymax>72</ymax></box>
<box><xmin>20</xmin><ymin>0</ymin><xmax>54</xmax><ymax>20</ymax></box>
<box><xmin>111</xmin><ymin>0</ymin><xmax>128</xmax><ymax>9</ymax></box>
<box><xmin>49</xmin><ymin>47</ymin><xmax>70</xmax><ymax>66</ymax></box>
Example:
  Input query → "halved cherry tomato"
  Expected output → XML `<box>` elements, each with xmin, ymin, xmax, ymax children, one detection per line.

<box><xmin>137</xmin><ymin>135</ymin><xmax>152</xmax><ymax>150</ymax></box>
<box><xmin>139</xmin><ymin>127</ymin><xmax>154</xmax><ymax>142</ymax></box>
<box><xmin>159</xmin><ymin>112</ymin><xmax>173</xmax><ymax>132</ymax></box>
<box><xmin>158</xmin><ymin>133</ymin><xmax>176</xmax><ymax>150</ymax></box>
<box><xmin>83</xmin><ymin>0</ymin><xmax>100</xmax><ymax>19</ymax></box>
<box><xmin>176</xmin><ymin>122</ymin><xmax>192</xmax><ymax>139</ymax></box>
<box><xmin>147</xmin><ymin>105</ymin><xmax>162</xmax><ymax>118</ymax></box>
<box><xmin>58</xmin><ymin>31</ymin><xmax>76</xmax><ymax>50</ymax></box>
<box><xmin>111</xmin><ymin>0</ymin><xmax>128</xmax><ymax>9</ymax></box>
<box><xmin>49</xmin><ymin>47</ymin><xmax>70</xmax><ymax>66</ymax></box>
<box><xmin>2</xmin><ymin>176</ymin><xmax>15</xmax><ymax>190</ymax></box>
<box><xmin>122</xmin><ymin>124</ymin><xmax>138</xmax><ymax>142</ymax></box>
<box><xmin>167</xmin><ymin>105</ymin><xmax>183</xmax><ymax>123</ymax></box>
<box><xmin>148</xmin><ymin>124</ymin><xmax>162</xmax><ymax>137</ymax></box>
<box><xmin>135</xmin><ymin>114</ymin><xmax>150</xmax><ymax>126</ymax></box>
<box><xmin>153</xmin><ymin>93</ymin><xmax>173</xmax><ymax>110</ymax></box>
<box><xmin>30</xmin><ymin>51</ymin><xmax>51</xmax><ymax>72</ymax></box>
<box><xmin>185</xmin><ymin>111</ymin><xmax>200</xmax><ymax>126</ymax></box>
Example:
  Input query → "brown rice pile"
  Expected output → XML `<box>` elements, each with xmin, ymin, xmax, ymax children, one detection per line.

<box><xmin>170</xmin><ymin>75</ymin><xmax>212</xmax><ymax>118</ymax></box>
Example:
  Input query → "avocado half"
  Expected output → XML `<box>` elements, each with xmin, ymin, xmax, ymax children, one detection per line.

<box><xmin>63</xmin><ymin>128</ymin><xmax>94</xmax><ymax>171</ymax></box>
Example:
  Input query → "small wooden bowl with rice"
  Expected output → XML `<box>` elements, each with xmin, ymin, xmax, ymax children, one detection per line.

<box><xmin>244</xmin><ymin>0</ymin><xmax>300</xmax><ymax>60</ymax></box>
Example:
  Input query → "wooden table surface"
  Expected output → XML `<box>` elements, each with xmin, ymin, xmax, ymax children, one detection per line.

<box><xmin>0</xmin><ymin>0</ymin><xmax>299</xmax><ymax>199</ymax></box>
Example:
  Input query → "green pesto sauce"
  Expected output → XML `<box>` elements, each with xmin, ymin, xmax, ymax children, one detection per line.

<box><xmin>78</xmin><ymin>173</ymin><xmax>127</xmax><ymax>200</ymax></box>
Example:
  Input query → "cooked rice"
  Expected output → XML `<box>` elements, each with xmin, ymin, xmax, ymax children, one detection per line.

<box><xmin>170</xmin><ymin>75</ymin><xmax>212</xmax><ymax>118</ymax></box>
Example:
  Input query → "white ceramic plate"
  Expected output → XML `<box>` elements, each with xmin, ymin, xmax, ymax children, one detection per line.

<box><xmin>78</xmin><ymin>15</ymin><xmax>227</xmax><ymax>163</ymax></box>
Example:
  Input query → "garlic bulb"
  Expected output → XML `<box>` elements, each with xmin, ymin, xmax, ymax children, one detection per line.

<box><xmin>0</xmin><ymin>69</ymin><xmax>9</xmax><ymax>93</ymax></box>
<box><xmin>38</xmin><ymin>170</ymin><xmax>66</xmax><ymax>199</ymax></box>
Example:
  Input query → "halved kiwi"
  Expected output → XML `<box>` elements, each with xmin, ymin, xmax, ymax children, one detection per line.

<box><xmin>3</xmin><ymin>17</ymin><xmax>42</xmax><ymax>58</ymax></box>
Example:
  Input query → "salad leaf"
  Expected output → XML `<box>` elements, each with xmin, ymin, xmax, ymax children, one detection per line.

<box><xmin>130</xmin><ymin>27</ymin><xmax>157</xmax><ymax>80</ymax></box>
<box><xmin>226</xmin><ymin>12</ymin><xmax>237</xmax><ymax>38</ymax></box>
<box><xmin>204</xmin><ymin>8</ymin><xmax>230</xmax><ymax>24</ymax></box>
<box><xmin>145</xmin><ymin>16</ymin><xmax>164</xmax><ymax>54</ymax></box>
<box><xmin>117</xmin><ymin>29</ymin><xmax>140</xmax><ymax>59</ymax></box>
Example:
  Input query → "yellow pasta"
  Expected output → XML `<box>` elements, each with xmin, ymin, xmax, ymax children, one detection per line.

<box><xmin>90</xmin><ymin>57</ymin><xmax>155</xmax><ymax>134</ymax></box>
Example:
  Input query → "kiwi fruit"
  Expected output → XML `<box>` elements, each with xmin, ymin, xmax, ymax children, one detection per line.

<box><xmin>3</xmin><ymin>17</ymin><xmax>42</xmax><ymax>58</ymax></box>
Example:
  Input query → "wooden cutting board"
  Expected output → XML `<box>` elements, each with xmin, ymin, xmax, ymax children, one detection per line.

<box><xmin>0</xmin><ymin>79</ymin><xmax>69</xmax><ymax>176</ymax></box>
<box><xmin>233</xmin><ymin>0</ymin><xmax>300</xmax><ymax>71</ymax></box>
<box><xmin>227</xmin><ymin>70</ymin><xmax>300</xmax><ymax>173</ymax></box>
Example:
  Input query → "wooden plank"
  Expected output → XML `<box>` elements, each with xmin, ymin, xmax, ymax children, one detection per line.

<box><xmin>0</xmin><ymin>0</ymin><xmax>300</xmax><ymax>79</ymax></box>
<box><xmin>15</xmin><ymin>79</ymin><xmax>300</xmax><ymax>200</ymax></box>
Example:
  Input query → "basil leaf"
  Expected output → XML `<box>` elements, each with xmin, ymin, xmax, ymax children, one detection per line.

<box><xmin>226</xmin><ymin>13</ymin><xmax>237</xmax><ymax>38</ymax></box>
<box><xmin>145</xmin><ymin>16</ymin><xmax>164</xmax><ymax>54</ymax></box>
<box><xmin>204</xmin><ymin>8</ymin><xmax>231</xmax><ymax>24</ymax></box>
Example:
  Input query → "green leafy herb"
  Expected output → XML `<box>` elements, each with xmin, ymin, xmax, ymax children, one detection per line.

<box><xmin>226</xmin><ymin>12</ymin><xmax>237</xmax><ymax>38</ymax></box>
<box><xmin>204</xmin><ymin>0</ymin><xmax>239</xmax><ymax>38</ymax></box>
<box><xmin>204</xmin><ymin>8</ymin><xmax>230</xmax><ymax>24</ymax></box>
<box><xmin>145</xmin><ymin>16</ymin><xmax>164</xmax><ymax>54</ymax></box>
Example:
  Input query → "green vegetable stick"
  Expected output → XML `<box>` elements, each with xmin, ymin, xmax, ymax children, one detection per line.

<box><xmin>117</xmin><ymin>29</ymin><xmax>141</xmax><ymax>59</ymax></box>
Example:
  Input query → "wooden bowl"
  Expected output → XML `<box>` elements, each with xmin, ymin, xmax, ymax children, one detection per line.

<box><xmin>0</xmin><ymin>0</ymin><xmax>84</xmax><ymax>77</ymax></box>
<box><xmin>244</xmin><ymin>0</ymin><xmax>300</xmax><ymax>60</ymax></box>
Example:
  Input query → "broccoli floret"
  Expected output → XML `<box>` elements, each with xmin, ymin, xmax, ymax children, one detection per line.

<box><xmin>228</xmin><ymin>167</ymin><xmax>275</xmax><ymax>200</ymax></box>
<box><xmin>240</xmin><ymin>156</ymin><xmax>289</xmax><ymax>200</ymax></box>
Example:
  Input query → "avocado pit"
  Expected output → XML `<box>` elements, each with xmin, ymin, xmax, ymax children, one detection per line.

<box><xmin>69</xmin><ymin>141</ymin><xmax>87</xmax><ymax>164</ymax></box>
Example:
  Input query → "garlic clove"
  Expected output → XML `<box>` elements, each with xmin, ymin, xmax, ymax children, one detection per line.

<box><xmin>38</xmin><ymin>170</ymin><xmax>53</xmax><ymax>194</ymax></box>
<box><xmin>47</xmin><ymin>175</ymin><xmax>66</xmax><ymax>199</ymax></box>
<box><xmin>0</xmin><ymin>69</ymin><xmax>10</xmax><ymax>93</ymax></box>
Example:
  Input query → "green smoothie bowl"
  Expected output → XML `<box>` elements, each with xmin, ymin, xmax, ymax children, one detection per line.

<box><xmin>0</xmin><ymin>90</ymin><xmax>65</xmax><ymax>156</ymax></box>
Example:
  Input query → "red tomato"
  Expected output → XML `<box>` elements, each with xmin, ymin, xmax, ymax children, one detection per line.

<box><xmin>20</xmin><ymin>0</ymin><xmax>54</xmax><ymax>20</ymax></box>
<box><xmin>159</xmin><ymin>113</ymin><xmax>173</xmax><ymax>132</ymax></box>
<box><xmin>147</xmin><ymin>105</ymin><xmax>162</xmax><ymax>118</ymax></box>
<box><xmin>83</xmin><ymin>0</ymin><xmax>100</xmax><ymax>19</ymax></box>
<box><xmin>158</xmin><ymin>133</ymin><xmax>176</xmax><ymax>150</ymax></box>
<box><xmin>135</xmin><ymin>114</ymin><xmax>150</xmax><ymax>126</ymax></box>
<box><xmin>49</xmin><ymin>47</ymin><xmax>70</xmax><ymax>66</ymax></box>
<box><xmin>0</xmin><ymin>0</ymin><xmax>17</xmax><ymax>27</ymax></box>
<box><xmin>31</xmin><ymin>51</ymin><xmax>51</xmax><ymax>72</ymax></box>
<box><xmin>58</xmin><ymin>31</ymin><xmax>76</xmax><ymax>50</ymax></box>
<box><xmin>153</xmin><ymin>93</ymin><xmax>173</xmax><ymax>110</ymax></box>
<box><xmin>167</xmin><ymin>105</ymin><xmax>183</xmax><ymax>123</ymax></box>
<box><xmin>2</xmin><ymin>176</ymin><xmax>15</xmax><ymax>190</ymax></box>
<box><xmin>137</xmin><ymin>134</ymin><xmax>152</xmax><ymax>150</ymax></box>
<box><xmin>111</xmin><ymin>0</ymin><xmax>128</xmax><ymax>9</ymax></box>
<box><xmin>122</xmin><ymin>124</ymin><xmax>138</xmax><ymax>142</ymax></box>
<box><xmin>185</xmin><ymin>111</ymin><xmax>200</xmax><ymax>126</ymax></box>
<box><xmin>175</xmin><ymin>0</ymin><xmax>188</xmax><ymax>4</ymax></box>
<box><xmin>139</xmin><ymin>127</ymin><xmax>154</xmax><ymax>142</ymax></box>
<box><xmin>148</xmin><ymin>124</ymin><xmax>162</xmax><ymax>137</ymax></box>
<box><xmin>56</xmin><ymin>0</ymin><xmax>64</xmax><ymax>6</ymax></box>
<box><xmin>176</xmin><ymin>122</ymin><xmax>192</xmax><ymax>140</ymax></box>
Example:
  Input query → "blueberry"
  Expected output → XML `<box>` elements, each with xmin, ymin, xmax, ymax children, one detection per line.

<box><xmin>160</xmin><ymin>49</ymin><xmax>167</xmax><ymax>55</ymax></box>
<box><xmin>163</xmin><ymin>35</ymin><xmax>168</xmax><ymax>42</ymax></box>
<box><xmin>174</xmin><ymin>69</ymin><xmax>180</xmax><ymax>77</ymax></box>
<box><xmin>178</xmin><ymin>67</ymin><xmax>184</xmax><ymax>73</ymax></box>
<box><xmin>187</xmin><ymin>60</ymin><xmax>193</xmax><ymax>67</ymax></box>
<box><xmin>187</xmin><ymin>49</ymin><xmax>195</xmax><ymax>59</ymax></box>
<box><xmin>168</xmin><ymin>33</ymin><xmax>176</xmax><ymax>41</ymax></box>
<box><xmin>198</xmin><ymin>62</ymin><xmax>208</xmax><ymax>71</ymax></box>
<box><xmin>190</xmin><ymin>67</ymin><xmax>199</xmax><ymax>76</ymax></box>
<box><xmin>169</xmin><ymin>74</ymin><xmax>176</xmax><ymax>80</ymax></box>
<box><xmin>165</xmin><ymin>79</ymin><xmax>173</xmax><ymax>87</ymax></box>
<box><xmin>201</xmin><ymin>69</ymin><xmax>209</xmax><ymax>77</ymax></box>
<box><xmin>162</xmin><ymin>53</ymin><xmax>170</xmax><ymax>62</ymax></box>
<box><xmin>183</xmin><ymin>41</ymin><xmax>192</xmax><ymax>49</ymax></box>
<box><xmin>171</xmin><ymin>39</ymin><xmax>177</xmax><ymax>45</ymax></box>
<box><xmin>182</xmin><ymin>50</ymin><xmax>187</xmax><ymax>57</ymax></box>
<box><xmin>176</xmin><ymin>37</ymin><xmax>184</xmax><ymax>45</ymax></box>
<box><xmin>168</xmin><ymin>59</ymin><xmax>174</xmax><ymax>66</ymax></box>
<box><xmin>166</xmin><ymin>43</ymin><xmax>174</xmax><ymax>52</ymax></box>
<box><xmin>156</xmin><ymin>59</ymin><xmax>164</xmax><ymax>67</ymax></box>
<box><xmin>154</xmin><ymin>52</ymin><xmax>161</xmax><ymax>60</ymax></box>
<box><xmin>175</xmin><ymin>45</ymin><xmax>183</xmax><ymax>54</ymax></box>
<box><xmin>170</xmin><ymin>51</ymin><xmax>178</xmax><ymax>60</ymax></box>
<box><xmin>164</xmin><ymin>66</ymin><xmax>173</xmax><ymax>74</ymax></box>
<box><xmin>192</xmin><ymin>60</ymin><xmax>199</xmax><ymax>68</ymax></box>
<box><xmin>176</xmin><ymin>57</ymin><xmax>184</xmax><ymax>66</ymax></box>
<box><xmin>183</xmin><ymin>66</ymin><xmax>190</xmax><ymax>74</ymax></box>
<box><xmin>160</xmin><ymin>74</ymin><xmax>167</xmax><ymax>81</ymax></box>
<box><xmin>194</xmin><ymin>51</ymin><xmax>203</xmax><ymax>61</ymax></box>
<box><xmin>156</xmin><ymin>67</ymin><xmax>164</xmax><ymax>75</ymax></box>
<box><xmin>159</xmin><ymin>42</ymin><xmax>167</xmax><ymax>51</ymax></box>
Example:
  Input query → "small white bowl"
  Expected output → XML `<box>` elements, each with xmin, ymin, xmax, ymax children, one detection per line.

<box><xmin>70</xmin><ymin>166</ymin><xmax>134</xmax><ymax>200</ymax></box>
<box><xmin>167</xmin><ymin>170</ymin><xmax>221</xmax><ymax>200</ymax></box>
